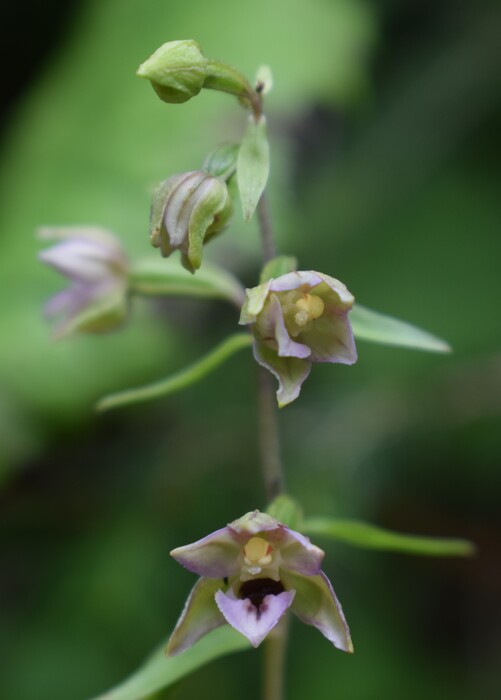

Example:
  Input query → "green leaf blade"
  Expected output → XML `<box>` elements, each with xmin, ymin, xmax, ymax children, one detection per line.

<box><xmin>303</xmin><ymin>517</ymin><xmax>475</xmax><ymax>557</ymax></box>
<box><xmin>237</xmin><ymin>116</ymin><xmax>270</xmax><ymax>222</ymax></box>
<box><xmin>350</xmin><ymin>304</ymin><xmax>451</xmax><ymax>353</ymax></box>
<box><xmin>90</xmin><ymin>627</ymin><xmax>250</xmax><ymax>700</ymax></box>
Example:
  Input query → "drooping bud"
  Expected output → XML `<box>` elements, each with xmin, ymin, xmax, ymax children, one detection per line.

<box><xmin>150</xmin><ymin>171</ymin><xmax>233</xmax><ymax>273</ymax></box>
<box><xmin>136</xmin><ymin>40</ymin><xmax>208</xmax><ymax>104</ymax></box>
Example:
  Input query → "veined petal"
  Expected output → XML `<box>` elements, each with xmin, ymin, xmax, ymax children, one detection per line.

<box><xmin>171</xmin><ymin>527</ymin><xmax>241</xmax><ymax>578</ymax></box>
<box><xmin>268</xmin><ymin>295</ymin><xmax>311</xmax><ymax>359</ymax></box>
<box><xmin>298</xmin><ymin>314</ymin><xmax>357</xmax><ymax>364</ymax></box>
<box><xmin>281</xmin><ymin>569</ymin><xmax>353</xmax><ymax>652</ymax></box>
<box><xmin>215</xmin><ymin>587</ymin><xmax>295</xmax><ymax>648</ymax></box>
<box><xmin>253</xmin><ymin>341</ymin><xmax>311</xmax><ymax>408</ymax></box>
<box><xmin>279</xmin><ymin>531</ymin><xmax>325</xmax><ymax>575</ymax></box>
<box><xmin>166</xmin><ymin>577</ymin><xmax>225</xmax><ymax>656</ymax></box>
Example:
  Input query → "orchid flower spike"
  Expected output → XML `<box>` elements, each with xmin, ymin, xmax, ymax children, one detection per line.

<box><xmin>38</xmin><ymin>226</ymin><xmax>129</xmax><ymax>339</ymax></box>
<box><xmin>167</xmin><ymin>510</ymin><xmax>353</xmax><ymax>655</ymax></box>
<box><xmin>239</xmin><ymin>271</ymin><xmax>357</xmax><ymax>406</ymax></box>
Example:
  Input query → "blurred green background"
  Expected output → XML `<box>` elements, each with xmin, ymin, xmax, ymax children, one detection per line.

<box><xmin>0</xmin><ymin>0</ymin><xmax>500</xmax><ymax>698</ymax></box>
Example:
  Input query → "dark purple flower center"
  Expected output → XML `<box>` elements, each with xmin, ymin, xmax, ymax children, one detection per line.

<box><xmin>239</xmin><ymin>577</ymin><xmax>285</xmax><ymax>617</ymax></box>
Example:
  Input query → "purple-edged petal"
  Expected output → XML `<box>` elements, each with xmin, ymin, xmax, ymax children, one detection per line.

<box><xmin>215</xmin><ymin>587</ymin><xmax>295</xmax><ymax>647</ymax></box>
<box><xmin>253</xmin><ymin>341</ymin><xmax>311</xmax><ymax>408</ymax></box>
<box><xmin>171</xmin><ymin>526</ymin><xmax>241</xmax><ymax>578</ymax></box>
<box><xmin>281</xmin><ymin>569</ymin><xmax>353</xmax><ymax>652</ymax></box>
<box><xmin>298</xmin><ymin>314</ymin><xmax>357</xmax><ymax>364</ymax></box>
<box><xmin>228</xmin><ymin>510</ymin><xmax>282</xmax><ymax>536</ymax></box>
<box><xmin>279</xmin><ymin>531</ymin><xmax>325</xmax><ymax>576</ymax></box>
<box><xmin>267</xmin><ymin>295</ymin><xmax>311</xmax><ymax>359</ymax></box>
<box><xmin>268</xmin><ymin>270</ymin><xmax>324</xmax><ymax>293</ymax></box>
<box><xmin>166</xmin><ymin>577</ymin><xmax>226</xmax><ymax>656</ymax></box>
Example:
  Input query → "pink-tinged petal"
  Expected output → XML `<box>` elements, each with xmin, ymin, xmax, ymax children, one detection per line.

<box><xmin>253</xmin><ymin>341</ymin><xmax>311</xmax><ymax>408</ymax></box>
<box><xmin>228</xmin><ymin>510</ymin><xmax>282</xmax><ymax>536</ymax></box>
<box><xmin>268</xmin><ymin>295</ymin><xmax>311</xmax><ymax>359</ymax></box>
<box><xmin>281</xmin><ymin>569</ymin><xmax>353</xmax><ymax>652</ymax></box>
<box><xmin>39</xmin><ymin>240</ymin><xmax>117</xmax><ymax>282</ymax></box>
<box><xmin>298</xmin><ymin>313</ymin><xmax>357</xmax><ymax>364</ymax></box>
<box><xmin>312</xmin><ymin>273</ymin><xmax>355</xmax><ymax>308</ymax></box>
<box><xmin>279</xmin><ymin>531</ymin><xmax>325</xmax><ymax>575</ymax></box>
<box><xmin>166</xmin><ymin>577</ymin><xmax>226</xmax><ymax>656</ymax></box>
<box><xmin>269</xmin><ymin>270</ymin><xmax>323</xmax><ymax>293</ymax></box>
<box><xmin>215</xmin><ymin>587</ymin><xmax>295</xmax><ymax>648</ymax></box>
<box><xmin>171</xmin><ymin>527</ymin><xmax>241</xmax><ymax>578</ymax></box>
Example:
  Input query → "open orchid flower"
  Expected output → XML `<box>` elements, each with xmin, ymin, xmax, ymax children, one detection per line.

<box><xmin>239</xmin><ymin>271</ymin><xmax>357</xmax><ymax>407</ymax></box>
<box><xmin>39</xmin><ymin>226</ymin><xmax>129</xmax><ymax>339</ymax></box>
<box><xmin>167</xmin><ymin>510</ymin><xmax>353</xmax><ymax>655</ymax></box>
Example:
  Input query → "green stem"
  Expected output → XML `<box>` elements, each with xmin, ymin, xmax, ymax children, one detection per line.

<box><xmin>96</xmin><ymin>333</ymin><xmax>253</xmax><ymax>413</ymax></box>
<box><xmin>262</xmin><ymin>615</ymin><xmax>289</xmax><ymax>700</ymax></box>
<box><xmin>254</xmin><ymin>144</ymin><xmax>288</xmax><ymax>697</ymax></box>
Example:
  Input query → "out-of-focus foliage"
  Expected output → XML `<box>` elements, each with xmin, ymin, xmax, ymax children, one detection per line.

<box><xmin>1</xmin><ymin>0</ymin><xmax>500</xmax><ymax>699</ymax></box>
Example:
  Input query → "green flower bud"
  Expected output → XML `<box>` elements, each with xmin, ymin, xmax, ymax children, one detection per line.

<box><xmin>150</xmin><ymin>171</ymin><xmax>233</xmax><ymax>273</ymax></box>
<box><xmin>136</xmin><ymin>40</ymin><xmax>208</xmax><ymax>104</ymax></box>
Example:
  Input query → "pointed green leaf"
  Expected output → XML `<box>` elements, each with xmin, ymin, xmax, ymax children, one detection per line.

<box><xmin>266</xmin><ymin>494</ymin><xmax>303</xmax><ymax>530</ymax></box>
<box><xmin>90</xmin><ymin>627</ymin><xmax>250</xmax><ymax>700</ymax></box>
<box><xmin>203</xmin><ymin>143</ymin><xmax>240</xmax><ymax>180</ymax></box>
<box><xmin>350</xmin><ymin>304</ymin><xmax>451</xmax><ymax>353</ymax></box>
<box><xmin>96</xmin><ymin>333</ymin><xmax>253</xmax><ymax>413</ymax></box>
<box><xmin>237</xmin><ymin>115</ymin><xmax>270</xmax><ymax>222</ymax></box>
<box><xmin>259</xmin><ymin>255</ymin><xmax>297</xmax><ymax>283</ymax></box>
<box><xmin>303</xmin><ymin>517</ymin><xmax>475</xmax><ymax>557</ymax></box>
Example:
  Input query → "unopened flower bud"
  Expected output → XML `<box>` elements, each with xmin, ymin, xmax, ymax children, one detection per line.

<box><xmin>150</xmin><ymin>171</ymin><xmax>233</xmax><ymax>273</ymax></box>
<box><xmin>136</xmin><ymin>40</ymin><xmax>208</xmax><ymax>104</ymax></box>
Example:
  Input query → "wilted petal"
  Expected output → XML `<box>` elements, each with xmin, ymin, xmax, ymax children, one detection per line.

<box><xmin>215</xmin><ymin>587</ymin><xmax>295</xmax><ymax>648</ymax></box>
<box><xmin>281</xmin><ymin>569</ymin><xmax>353</xmax><ymax>652</ymax></box>
<box><xmin>253</xmin><ymin>341</ymin><xmax>311</xmax><ymax>408</ymax></box>
<box><xmin>166</xmin><ymin>577</ymin><xmax>225</xmax><ymax>656</ymax></box>
<box><xmin>171</xmin><ymin>527</ymin><xmax>241</xmax><ymax>578</ymax></box>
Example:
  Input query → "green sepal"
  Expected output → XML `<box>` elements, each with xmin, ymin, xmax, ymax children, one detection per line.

<box><xmin>203</xmin><ymin>143</ymin><xmax>240</xmax><ymax>180</ymax></box>
<box><xmin>237</xmin><ymin>115</ymin><xmax>270</xmax><ymax>222</ymax></box>
<box><xmin>54</xmin><ymin>290</ymin><xmax>128</xmax><ymax>340</ymax></box>
<box><xmin>266</xmin><ymin>494</ymin><xmax>303</xmax><ymax>530</ymax></box>
<box><xmin>303</xmin><ymin>517</ymin><xmax>475</xmax><ymax>557</ymax></box>
<box><xmin>350</xmin><ymin>304</ymin><xmax>451</xmax><ymax>353</ymax></box>
<box><xmin>89</xmin><ymin>627</ymin><xmax>250</xmax><ymax>700</ymax></box>
<box><xmin>259</xmin><ymin>255</ymin><xmax>297</xmax><ymax>283</ymax></box>
<box><xmin>203</xmin><ymin>59</ymin><xmax>253</xmax><ymax>100</ymax></box>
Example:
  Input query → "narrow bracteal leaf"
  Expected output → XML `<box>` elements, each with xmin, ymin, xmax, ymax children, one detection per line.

<box><xmin>303</xmin><ymin>517</ymin><xmax>475</xmax><ymax>557</ymax></box>
<box><xmin>97</xmin><ymin>333</ymin><xmax>253</xmax><ymax>412</ymax></box>
<box><xmin>259</xmin><ymin>255</ymin><xmax>297</xmax><ymax>283</ymax></box>
<box><xmin>130</xmin><ymin>259</ymin><xmax>245</xmax><ymax>307</ymax></box>
<box><xmin>350</xmin><ymin>304</ymin><xmax>451</xmax><ymax>353</ymax></box>
<box><xmin>90</xmin><ymin>627</ymin><xmax>250</xmax><ymax>700</ymax></box>
<box><xmin>266</xmin><ymin>494</ymin><xmax>303</xmax><ymax>530</ymax></box>
<box><xmin>237</xmin><ymin>115</ymin><xmax>270</xmax><ymax>222</ymax></box>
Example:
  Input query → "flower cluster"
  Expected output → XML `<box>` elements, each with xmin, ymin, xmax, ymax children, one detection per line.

<box><xmin>239</xmin><ymin>271</ymin><xmax>357</xmax><ymax>406</ymax></box>
<box><xmin>167</xmin><ymin>510</ymin><xmax>353</xmax><ymax>655</ymax></box>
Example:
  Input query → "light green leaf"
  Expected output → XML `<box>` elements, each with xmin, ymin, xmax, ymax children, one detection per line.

<box><xmin>97</xmin><ymin>333</ymin><xmax>253</xmax><ymax>412</ymax></box>
<box><xmin>90</xmin><ymin>627</ymin><xmax>250</xmax><ymax>700</ymax></box>
<box><xmin>266</xmin><ymin>494</ymin><xmax>303</xmax><ymax>530</ymax></box>
<box><xmin>237</xmin><ymin>115</ymin><xmax>270</xmax><ymax>222</ymax></box>
<box><xmin>303</xmin><ymin>517</ymin><xmax>475</xmax><ymax>557</ymax></box>
<box><xmin>350</xmin><ymin>304</ymin><xmax>451</xmax><ymax>353</ymax></box>
<box><xmin>259</xmin><ymin>255</ymin><xmax>297</xmax><ymax>283</ymax></box>
<box><xmin>130</xmin><ymin>259</ymin><xmax>245</xmax><ymax>307</ymax></box>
